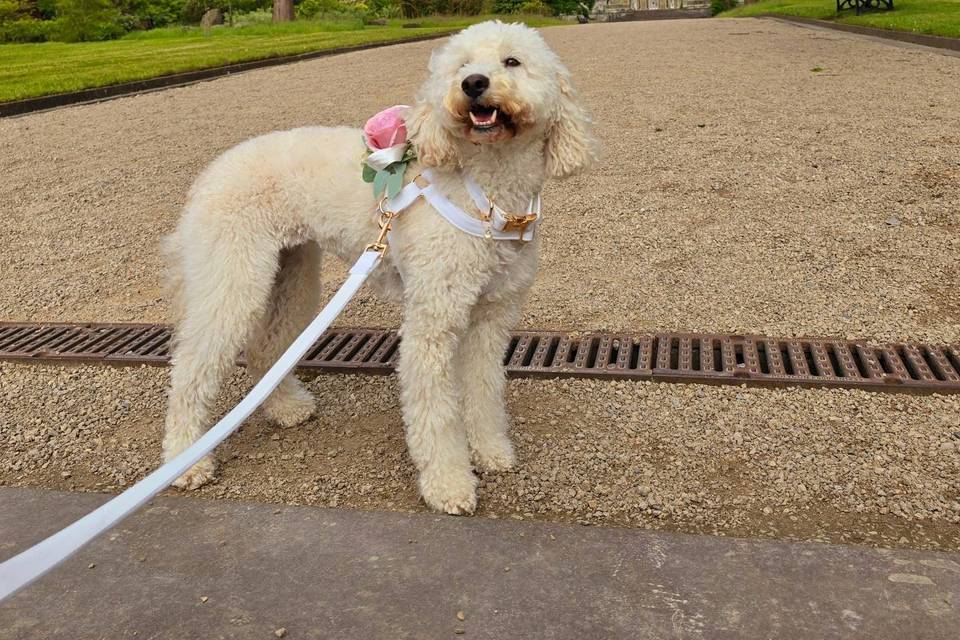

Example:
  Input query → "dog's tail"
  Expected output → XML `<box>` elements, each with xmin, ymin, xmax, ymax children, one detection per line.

<box><xmin>162</xmin><ymin>227</ymin><xmax>187</xmax><ymax>328</ymax></box>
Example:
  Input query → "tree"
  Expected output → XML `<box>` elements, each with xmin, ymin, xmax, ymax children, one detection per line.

<box><xmin>272</xmin><ymin>0</ymin><xmax>292</xmax><ymax>21</ymax></box>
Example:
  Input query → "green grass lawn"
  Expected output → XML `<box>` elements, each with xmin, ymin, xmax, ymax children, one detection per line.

<box><xmin>0</xmin><ymin>14</ymin><xmax>564</xmax><ymax>104</ymax></box>
<box><xmin>722</xmin><ymin>0</ymin><xmax>960</xmax><ymax>39</ymax></box>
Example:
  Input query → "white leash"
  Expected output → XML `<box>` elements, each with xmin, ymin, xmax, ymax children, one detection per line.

<box><xmin>0</xmin><ymin>249</ymin><xmax>385</xmax><ymax>603</ymax></box>
<box><xmin>0</xmin><ymin>169</ymin><xmax>539</xmax><ymax>602</ymax></box>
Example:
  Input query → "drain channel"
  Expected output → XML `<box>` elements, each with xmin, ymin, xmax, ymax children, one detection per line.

<box><xmin>1</xmin><ymin>322</ymin><xmax>959</xmax><ymax>394</ymax></box>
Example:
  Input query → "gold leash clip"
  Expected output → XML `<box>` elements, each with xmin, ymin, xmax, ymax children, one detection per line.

<box><xmin>365</xmin><ymin>195</ymin><xmax>399</xmax><ymax>254</ymax></box>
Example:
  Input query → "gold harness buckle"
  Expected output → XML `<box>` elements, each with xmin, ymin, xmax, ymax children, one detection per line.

<box><xmin>486</xmin><ymin>195</ymin><xmax>538</xmax><ymax>241</ymax></box>
<box><xmin>500</xmin><ymin>213</ymin><xmax>538</xmax><ymax>238</ymax></box>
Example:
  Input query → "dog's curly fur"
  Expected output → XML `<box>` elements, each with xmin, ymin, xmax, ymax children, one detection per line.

<box><xmin>162</xmin><ymin>21</ymin><xmax>598</xmax><ymax>514</ymax></box>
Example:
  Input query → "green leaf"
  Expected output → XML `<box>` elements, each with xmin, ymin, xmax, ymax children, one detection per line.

<box><xmin>373</xmin><ymin>169</ymin><xmax>389</xmax><ymax>198</ymax></box>
<box><xmin>386</xmin><ymin>169</ymin><xmax>404</xmax><ymax>199</ymax></box>
<box><xmin>362</xmin><ymin>163</ymin><xmax>377</xmax><ymax>183</ymax></box>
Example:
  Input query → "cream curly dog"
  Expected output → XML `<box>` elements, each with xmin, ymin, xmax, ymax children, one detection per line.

<box><xmin>162</xmin><ymin>21</ymin><xmax>597</xmax><ymax>514</ymax></box>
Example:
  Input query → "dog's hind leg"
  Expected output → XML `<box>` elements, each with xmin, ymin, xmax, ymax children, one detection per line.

<box><xmin>246</xmin><ymin>241</ymin><xmax>322</xmax><ymax>428</ymax></box>
<box><xmin>162</xmin><ymin>228</ymin><xmax>281</xmax><ymax>490</ymax></box>
<box><xmin>458</xmin><ymin>295</ymin><xmax>523</xmax><ymax>473</ymax></box>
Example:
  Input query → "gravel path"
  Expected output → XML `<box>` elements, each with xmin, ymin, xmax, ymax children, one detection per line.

<box><xmin>2</xmin><ymin>19</ymin><xmax>960</xmax><ymax>550</ymax></box>
<box><xmin>2</xmin><ymin>362</ymin><xmax>959</xmax><ymax>550</ymax></box>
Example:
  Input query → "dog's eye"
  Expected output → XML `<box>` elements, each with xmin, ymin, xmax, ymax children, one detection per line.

<box><xmin>503</xmin><ymin>57</ymin><xmax>521</xmax><ymax>68</ymax></box>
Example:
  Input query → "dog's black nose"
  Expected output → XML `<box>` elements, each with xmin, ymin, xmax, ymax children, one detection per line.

<box><xmin>461</xmin><ymin>74</ymin><xmax>489</xmax><ymax>99</ymax></box>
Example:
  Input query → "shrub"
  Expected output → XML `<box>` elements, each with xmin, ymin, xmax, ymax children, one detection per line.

<box><xmin>548</xmin><ymin>0</ymin><xmax>589</xmax><ymax>14</ymax></box>
<box><xmin>0</xmin><ymin>0</ymin><xmax>61</xmax><ymax>42</ymax></box>
<box><xmin>366</xmin><ymin>0</ymin><xmax>401</xmax><ymax>18</ymax></box>
<box><xmin>181</xmin><ymin>0</ymin><xmax>212</xmax><ymax>23</ymax></box>
<box><xmin>296</xmin><ymin>0</ymin><xmax>342</xmax><ymax>18</ymax></box>
<box><xmin>117</xmin><ymin>0</ymin><xmax>186</xmax><ymax>28</ymax></box>
<box><xmin>494</xmin><ymin>0</ymin><xmax>590</xmax><ymax>14</ymax></box>
<box><xmin>492</xmin><ymin>0</ymin><xmax>521</xmax><ymax>12</ymax></box>
<box><xmin>0</xmin><ymin>0</ymin><xmax>20</xmax><ymax>22</ymax></box>
<box><xmin>402</xmin><ymin>0</ymin><xmax>489</xmax><ymax>17</ymax></box>
<box><xmin>519</xmin><ymin>0</ymin><xmax>548</xmax><ymax>14</ymax></box>
<box><xmin>54</xmin><ymin>0</ymin><xmax>125</xmax><ymax>40</ymax></box>
<box><xmin>449</xmin><ymin>0</ymin><xmax>486</xmax><ymax>13</ymax></box>
<box><xmin>181</xmin><ymin>0</ymin><xmax>268</xmax><ymax>24</ymax></box>
<box><xmin>0</xmin><ymin>15</ymin><xmax>56</xmax><ymax>41</ymax></box>
<box><xmin>710</xmin><ymin>0</ymin><xmax>736</xmax><ymax>15</ymax></box>
<box><xmin>36</xmin><ymin>0</ymin><xmax>58</xmax><ymax>18</ymax></box>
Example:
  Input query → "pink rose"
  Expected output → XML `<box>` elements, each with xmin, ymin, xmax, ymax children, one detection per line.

<box><xmin>363</xmin><ymin>105</ymin><xmax>409</xmax><ymax>150</ymax></box>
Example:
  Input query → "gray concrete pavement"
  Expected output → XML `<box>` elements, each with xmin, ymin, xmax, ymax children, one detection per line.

<box><xmin>1</xmin><ymin>487</ymin><xmax>958</xmax><ymax>638</ymax></box>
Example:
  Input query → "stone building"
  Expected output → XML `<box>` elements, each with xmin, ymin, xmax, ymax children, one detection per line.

<box><xmin>590</xmin><ymin>0</ymin><xmax>712</xmax><ymax>19</ymax></box>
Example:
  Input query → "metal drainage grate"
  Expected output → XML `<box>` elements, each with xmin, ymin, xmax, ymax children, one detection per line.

<box><xmin>1</xmin><ymin>322</ymin><xmax>959</xmax><ymax>394</ymax></box>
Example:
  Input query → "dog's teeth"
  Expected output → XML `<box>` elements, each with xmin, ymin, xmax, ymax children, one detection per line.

<box><xmin>470</xmin><ymin>108</ymin><xmax>499</xmax><ymax>128</ymax></box>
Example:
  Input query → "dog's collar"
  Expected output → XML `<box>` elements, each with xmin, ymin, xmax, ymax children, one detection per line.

<box><xmin>383</xmin><ymin>169</ymin><xmax>541</xmax><ymax>242</ymax></box>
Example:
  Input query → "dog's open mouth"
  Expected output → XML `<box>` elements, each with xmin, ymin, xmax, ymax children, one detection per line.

<box><xmin>468</xmin><ymin>104</ymin><xmax>513</xmax><ymax>135</ymax></box>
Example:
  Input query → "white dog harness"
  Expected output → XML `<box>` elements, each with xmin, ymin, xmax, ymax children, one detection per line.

<box><xmin>383</xmin><ymin>169</ymin><xmax>541</xmax><ymax>242</ymax></box>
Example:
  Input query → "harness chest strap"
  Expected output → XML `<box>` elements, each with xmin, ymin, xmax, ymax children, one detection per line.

<box><xmin>383</xmin><ymin>170</ymin><xmax>541</xmax><ymax>242</ymax></box>
<box><xmin>462</xmin><ymin>172</ymin><xmax>541</xmax><ymax>237</ymax></box>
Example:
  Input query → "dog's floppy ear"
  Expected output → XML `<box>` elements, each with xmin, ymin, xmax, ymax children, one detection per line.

<box><xmin>406</xmin><ymin>102</ymin><xmax>458</xmax><ymax>169</ymax></box>
<box><xmin>545</xmin><ymin>70</ymin><xmax>598</xmax><ymax>179</ymax></box>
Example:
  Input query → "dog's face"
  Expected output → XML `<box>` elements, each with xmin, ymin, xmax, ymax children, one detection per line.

<box><xmin>407</xmin><ymin>21</ymin><xmax>597</xmax><ymax>178</ymax></box>
<box><xmin>435</xmin><ymin>23</ymin><xmax>550</xmax><ymax>146</ymax></box>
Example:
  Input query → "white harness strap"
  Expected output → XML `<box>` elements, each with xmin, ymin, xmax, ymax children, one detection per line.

<box><xmin>384</xmin><ymin>170</ymin><xmax>541</xmax><ymax>242</ymax></box>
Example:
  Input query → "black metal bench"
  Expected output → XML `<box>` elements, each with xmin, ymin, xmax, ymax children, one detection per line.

<box><xmin>837</xmin><ymin>0</ymin><xmax>894</xmax><ymax>16</ymax></box>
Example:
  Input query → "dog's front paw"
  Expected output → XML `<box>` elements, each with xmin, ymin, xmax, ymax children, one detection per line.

<box><xmin>419</xmin><ymin>466</ymin><xmax>478</xmax><ymax>515</ymax></box>
<box><xmin>171</xmin><ymin>455</ymin><xmax>217</xmax><ymax>490</ymax></box>
<box><xmin>471</xmin><ymin>434</ymin><xmax>516</xmax><ymax>472</ymax></box>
